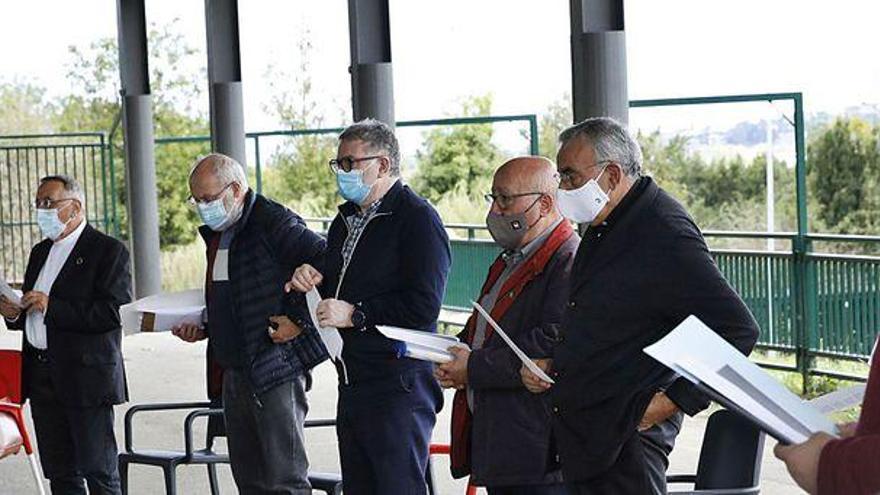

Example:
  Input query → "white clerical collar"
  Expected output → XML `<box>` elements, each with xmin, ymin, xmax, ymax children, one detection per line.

<box><xmin>54</xmin><ymin>219</ymin><xmax>87</xmax><ymax>247</ymax></box>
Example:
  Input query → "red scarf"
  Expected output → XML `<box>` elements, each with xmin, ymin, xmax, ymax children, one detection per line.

<box><xmin>450</xmin><ymin>220</ymin><xmax>574</xmax><ymax>478</ymax></box>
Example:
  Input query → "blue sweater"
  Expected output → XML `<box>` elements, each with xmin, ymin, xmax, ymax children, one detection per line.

<box><xmin>318</xmin><ymin>181</ymin><xmax>452</xmax><ymax>384</ymax></box>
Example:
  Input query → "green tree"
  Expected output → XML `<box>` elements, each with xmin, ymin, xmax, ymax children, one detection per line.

<box><xmin>538</xmin><ymin>97</ymin><xmax>572</xmax><ymax>159</ymax></box>
<box><xmin>808</xmin><ymin>117</ymin><xmax>880</xmax><ymax>234</ymax></box>
<box><xmin>412</xmin><ymin>95</ymin><xmax>500</xmax><ymax>203</ymax></box>
<box><xmin>56</xmin><ymin>19</ymin><xmax>210</xmax><ymax>248</ymax></box>
<box><xmin>261</xmin><ymin>34</ymin><xmax>343</xmax><ymax>217</ymax></box>
<box><xmin>0</xmin><ymin>81</ymin><xmax>54</xmax><ymax>135</ymax></box>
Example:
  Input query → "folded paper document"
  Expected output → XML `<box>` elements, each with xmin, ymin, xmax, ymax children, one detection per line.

<box><xmin>376</xmin><ymin>325</ymin><xmax>467</xmax><ymax>364</ymax></box>
<box><xmin>644</xmin><ymin>315</ymin><xmax>839</xmax><ymax>444</ymax></box>
<box><xmin>471</xmin><ymin>301</ymin><xmax>555</xmax><ymax>384</ymax></box>
<box><xmin>120</xmin><ymin>290</ymin><xmax>205</xmax><ymax>333</ymax></box>
<box><xmin>306</xmin><ymin>288</ymin><xmax>344</xmax><ymax>361</ymax></box>
<box><xmin>0</xmin><ymin>278</ymin><xmax>22</xmax><ymax>308</ymax></box>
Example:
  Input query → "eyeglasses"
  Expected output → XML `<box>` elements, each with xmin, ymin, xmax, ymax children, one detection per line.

<box><xmin>188</xmin><ymin>182</ymin><xmax>233</xmax><ymax>206</ymax></box>
<box><xmin>328</xmin><ymin>155</ymin><xmax>385</xmax><ymax>173</ymax></box>
<box><xmin>34</xmin><ymin>197</ymin><xmax>75</xmax><ymax>209</ymax></box>
<box><xmin>484</xmin><ymin>192</ymin><xmax>544</xmax><ymax>209</ymax></box>
<box><xmin>558</xmin><ymin>160</ymin><xmax>614</xmax><ymax>188</ymax></box>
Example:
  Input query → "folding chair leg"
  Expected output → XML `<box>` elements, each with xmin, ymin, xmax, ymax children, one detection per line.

<box><xmin>163</xmin><ymin>465</ymin><xmax>177</xmax><ymax>495</ymax></box>
<box><xmin>27</xmin><ymin>453</ymin><xmax>46</xmax><ymax>495</ymax></box>
<box><xmin>119</xmin><ymin>459</ymin><xmax>129</xmax><ymax>495</ymax></box>
<box><xmin>207</xmin><ymin>464</ymin><xmax>220</xmax><ymax>495</ymax></box>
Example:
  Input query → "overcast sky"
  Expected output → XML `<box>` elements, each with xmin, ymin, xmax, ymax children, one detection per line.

<box><xmin>2</xmin><ymin>0</ymin><xmax>878</xmax><ymax>136</ymax></box>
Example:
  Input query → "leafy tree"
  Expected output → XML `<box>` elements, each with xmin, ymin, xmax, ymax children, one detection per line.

<box><xmin>262</xmin><ymin>34</ymin><xmax>343</xmax><ymax>217</ymax></box>
<box><xmin>412</xmin><ymin>95</ymin><xmax>500</xmax><ymax>203</ymax></box>
<box><xmin>0</xmin><ymin>81</ymin><xmax>54</xmax><ymax>135</ymax></box>
<box><xmin>808</xmin><ymin>117</ymin><xmax>880</xmax><ymax>234</ymax></box>
<box><xmin>538</xmin><ymin>96</ymin><xmax>572</xmax><ymax>159</ymax></box>
<box><xmin>56</xmin><ymin>19</ymin><xmax>210</xmax><ymax>248</ymax></box>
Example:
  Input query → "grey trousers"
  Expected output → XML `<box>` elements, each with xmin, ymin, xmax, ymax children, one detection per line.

<box><xmin>639</xmin><ymin>411</ymin><xmax>684</xmax><ymax>495</ymax></box>
<box><xmin>222</xmin><ymin>370</ymin><xmax>311</xmax><ymax>495</ymax></box>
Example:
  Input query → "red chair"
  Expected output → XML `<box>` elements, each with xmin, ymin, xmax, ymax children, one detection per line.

<box><xmin>427</xmin><ymin>443</ymin><xmax>477</xmax><ymax>495</ymax></box>
<box><xmin>0</xmin><ymin>349</ymin><xmax>46</xmax><ymax>495</ymax></box>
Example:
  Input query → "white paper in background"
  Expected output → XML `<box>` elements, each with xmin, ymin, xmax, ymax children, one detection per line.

<box><xmin>0</xmin><ymin>278</ymin><xmax>22</xmax><ymax>307</ymax></box>
<box><xmin>809</xmin><ymin>384</ymin><xmax>867</xmax><ymax>414</ymax></box>
<box><xmin>306</xmin><ymin>288</ymin><xmax>343</xmax><ymax>360</ymax></box>
<box><xmin>471</xmin><ymin>301</ymin><xmax>555</xmax><ymax>384</ymax></box>
<box><xmin>376</xmin><ymin>325</ymin><xmax>467</xmax><ymax>364</ymax></box>
<box><xmin>119</xmin><ymin>289</ymin><xmax>205</xmax><ymax>333</ymax></box>
<box><xmin>644</xmin><ymin>315</ymin><xmax>838</xmax><ymax>444</ymax></box>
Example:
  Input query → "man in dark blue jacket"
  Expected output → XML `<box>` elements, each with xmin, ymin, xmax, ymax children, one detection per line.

<box><xmin>287</xmin><ymin>119</ymin><xmax>452</xmax><ymax>494</ymax></box>
<box><xmin>173</xmin><ymin>153</ymin><xmax>328</xmax><ymax>495</ymax></box>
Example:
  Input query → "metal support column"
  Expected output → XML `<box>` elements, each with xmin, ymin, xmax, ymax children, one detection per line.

<box><xmin>205</xmin><ymin>0</ymin><xmax>246</xmax><ymax>166</ymax></box>
<box><xmin>570</xmin><ymin>0</ymin><xmax>629</xmax><ymax>124</ymax></box>
<box><xmin>116</xmin><ymin>0</ymin><xmax>162</xmax><ymax>298</ymax></box>
<box><xmin>348</xmin><ymin>0</ymin><xmax>395</xmax><ymax>126</ymax></box>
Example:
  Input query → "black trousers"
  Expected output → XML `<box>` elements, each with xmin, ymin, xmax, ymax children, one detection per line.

<box><xmin>566</xmin><ymin>412</ymin><xmax>683</xmax><ymax>495</ymax></box>
<box><xmin>26</xmin><ymin>352</ymin><xmax>121</xmax><ymax>495</ymax></box>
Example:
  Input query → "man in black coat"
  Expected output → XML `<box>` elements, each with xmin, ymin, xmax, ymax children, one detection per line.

<box><xmin>1</xmin><ymin>175</ymin><xmax>132</xmax><ymax>495</ymax></box>
<box><xmin>436</xmin><ymin>157</ymin><xmax>579</xmax><ymax>495</ymax></box>
<box><xmin>521</xmin><ymin>118</ymin><xmax>760</xmax><ymax>494</ymax></box>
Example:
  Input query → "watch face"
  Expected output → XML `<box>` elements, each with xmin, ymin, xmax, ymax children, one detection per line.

<box><xmin>352</xmin><ymin>310</ymin><xmax>365</xmax><ymax>327</ymax></box>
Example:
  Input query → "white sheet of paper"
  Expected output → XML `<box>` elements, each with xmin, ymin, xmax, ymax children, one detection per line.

<box><xmin>809</xmin><ymin>384</ymin><xmax>867</xmax><ymax>415</ymax></box>
<box><xmin>644</xmin><ymin>315</ymin><xmax>838</xmax><ymax>444</ymax></box>
<box><xmin>139</xmin><ymin>306</ymin><xmax>205</xmax><ymax>332</ymax></box>
<box><xmin>119</xmin><ymin>289</ymin><xmax>205</xmax><ymax>333</ymax></box>
<box><xmin>471</xmin><ymin>301</ymin><xmax>555</xmax><ymax>384</ymax></box>
<box><xmin>306</xmin><ymin>288</ymin><xmax>343</xmax><ymax>360</ymax></box>
<box><xmin>212</xmin><ymin>249</ymin><xmax>230</xmax><ymax>282</ymax></box>
<box><xmin>375</xmin><ymin>325</ymin><xmax>467</xmax><ymax>364</ymax></box>
<box><xmin>0</xmin><ymin>278</ymin><xmax>22</xmax><ymax>307</ymax></box>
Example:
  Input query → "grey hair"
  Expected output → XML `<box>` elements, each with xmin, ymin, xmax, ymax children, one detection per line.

<box><xmin>559</xmin><ymin>117</ymin><xmax>643</xmax><ymax>178</ymax></box>
<box><xmin>40</xmin><ymin>175</ymin><xmax>85</xmax><ymax>205</ymax></box>
<box><xmin>339</xmin><ymin>118</ymin><xmax>401</xmax><ymax>176</ymax></box>
<box><xmin>189</xmin><ymin>153</ymin><xmax>249</xmax><ymax>189</ymax></box>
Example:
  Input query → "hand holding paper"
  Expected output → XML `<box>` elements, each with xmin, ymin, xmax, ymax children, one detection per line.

<box><xmin>0</xmin><ymin>277</ymin><xmax>23</xmax><ymax>308</ymax></box>
<box><xmin>307</xmin><ymin>288</ymin><xmax>344</xmax><ymax>361</ymax></box>
<box><xmin>471</xmin><ymin>301</ymin><xmax>555</xmax><ymax>384</ymax></box>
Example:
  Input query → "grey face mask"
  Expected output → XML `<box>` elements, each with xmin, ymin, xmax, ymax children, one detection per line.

<box><xmin>485</xmin><ymin>196</ymin><xmax>542</xmax><ymax>250</ymax></box>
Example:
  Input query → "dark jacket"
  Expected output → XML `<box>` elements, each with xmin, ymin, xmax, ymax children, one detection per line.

<box><xmin>9</xmin><ymin>224</ymin><xmax>132</xmax><ymax>407</ymax></box>
<box><xmin>198</xmin><ymin>191</ymin><xmax>329</xmax><ymax>395</ymax></box>
<box><xmin>550</xmin><ymin>177</ymin><xmax>760</xmax><ymax>484</ymax></box>
<box><xmin>462</xmin><ymin>226</ymin><xmax>580</xmax><ymax>487</ymax></box>
<box><xmin>318</xmin><ymin>180</ymin><xmax>452</xmax><ymax>384</ymax></box>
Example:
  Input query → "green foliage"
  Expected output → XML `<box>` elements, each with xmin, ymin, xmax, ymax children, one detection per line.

<box><xmin>0</xmin><ymin>81</ymin><xmax>54</xmax><ymax>134</ymax></box>
<box><xmin>261</xmin><ymin>34</ymin><xmax>342</xmax><ymax>218</ymax></box>
<box><xmin>808</xmin><ymin>117</ymin><xmax>880</xmax><ymax>235</ymax></box>
<box><xmin>412</xmin><ymin>95</ymin><xmax>501</xmax><ymax>204</ymax></box>
<box><xmin>56</xmin><ymin>19</ymin><xmax>209</xmax><ymax>248</ymax></box>
<box><xmin>538</xmin><ymin>97</ymin><xmax>572</xmax><ymax>159</ymax></box>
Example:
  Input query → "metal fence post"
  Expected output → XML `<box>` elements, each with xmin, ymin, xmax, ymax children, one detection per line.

<box><xmin>792</xmin><ymin>93</ymin><xmax>814</xmax><ymax>394</ymax></box>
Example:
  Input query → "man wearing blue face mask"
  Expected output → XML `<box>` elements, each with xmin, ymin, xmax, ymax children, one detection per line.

<box><xmin>286</xmin><ymin>119</ymin><xmax>452</xmax><ymax>495</ymax></box>
<box><xmin>172</xmin><ymin>153</ymin><xmax>328</xmax><ymax>495</ymax></box>
<box><xmin>520</xmin><ymin>117</ymin><xmax>760</xmax><ymax>494</ymax></box>
<box><xmin>0</xmin><ymin>175</ymin><xmax>131</xmax><ymax>495</ymax></box>
<box><xmin>436</xmin><ymin>157</ymin><xmax>579</xmax><ymax>495</ymax></box>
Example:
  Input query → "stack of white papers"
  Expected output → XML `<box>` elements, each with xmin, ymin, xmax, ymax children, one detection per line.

<box><xmin>120</xmin><ymin>290</ymin><xmax>205</xmax><ymax>333</ymax></box>
<box><xmin>376</xmin><ymin>325</ymin><xmax>467</xmax><ymax>364</ymax></box>
<box><xmin>0</xmin><ymin>278</ymin><xmax>23</xmax><ymax>308</ymax></box>
<box><xmin>644</xmin><ymin>315</ymin><xmax>839</xmax><ymax>444</ymax></box>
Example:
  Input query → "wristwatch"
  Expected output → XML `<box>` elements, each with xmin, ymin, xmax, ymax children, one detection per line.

<box><xmin>351</xmin><ymin>308</ymin><xmax>366</xmax><ymax>330</ymax></box>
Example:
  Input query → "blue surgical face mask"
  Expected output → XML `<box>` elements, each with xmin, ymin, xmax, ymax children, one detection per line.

<box><xmin>197</xmin><ymin>186</ymin><xmax>243</xmax><ymax>232</ymax></box>
<box><xmin>37</xmin><ymin>206</ymin><xmax>71</xmax><ymax>241</ymax></box>
<box><xmin>336</xmin><ymin>162</ymin><xmax>377</xmax><ymax>205</ymax></box>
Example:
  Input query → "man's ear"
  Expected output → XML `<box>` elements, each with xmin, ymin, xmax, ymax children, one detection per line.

<box><xmin>606</xmin><ymin>163</ymin><xmax>623</xmax><ymax>192</ymax></box>
<box><xmin>539</xmin><ymin>193</ymin><xmax>554</xmax><ymax>217</ymax></box>
<box><xmin>378</xmin><ymin>156</ymin><xmax>392</xmax><ymax>177</ymax></box>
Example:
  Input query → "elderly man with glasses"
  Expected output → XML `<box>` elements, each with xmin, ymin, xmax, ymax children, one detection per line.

<box><xmin>287</xmin><ymin>118</ymin><xmax>451</xmax><ymax>494</ymax></box>
<box><xmin>520</xmin><ymin>117</ymin><xmax>760</xmax><ymax>494</ymax></box>
<box><xmin>0</xmin><ymin>175</ymin><xmax>131</xmax><ymax>495</ymax></box>
<box><xmin>435</xmin><ymin>156</ymin><xmax>579</xmax><ymax>495</ymax></box>
<box><xmin>172</xmin><ymin>153</ymin><xmax>328</xmax><ymax>495</ymax></box>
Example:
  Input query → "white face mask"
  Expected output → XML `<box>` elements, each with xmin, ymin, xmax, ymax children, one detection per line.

<box><xmin>556</xmin><ymin>168</ymin><xmax>610</xmax><ymax>225</ymax></box>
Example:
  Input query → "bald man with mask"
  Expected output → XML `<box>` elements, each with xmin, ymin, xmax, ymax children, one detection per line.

<box><xmin>437</xmin><ymin>157</ymin><xmax>579</xmax><ymax>494</ymax></box>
